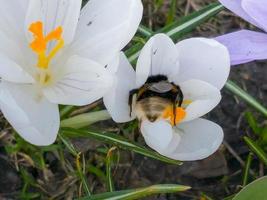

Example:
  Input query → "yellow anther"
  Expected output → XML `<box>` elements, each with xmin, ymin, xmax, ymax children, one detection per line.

<box><xmin>29</xmin><ymin>21</ymin><xmax>64</xmax><ymax>69</ymax></box>
<box><xmin>162</xmin><ymin>106</ymin><xmax>186</xmax><ymax>126</ymax></box>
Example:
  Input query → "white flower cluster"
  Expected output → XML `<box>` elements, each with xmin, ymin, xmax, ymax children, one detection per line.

<box><xmin>0</xmin><ymin>0</ymin><xmax>230</xmax><ymax>161</ymax></box>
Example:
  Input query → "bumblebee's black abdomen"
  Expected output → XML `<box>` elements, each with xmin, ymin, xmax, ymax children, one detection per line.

<box><xmin>146</xmin><ymin>75</ymin><xmax>168</xmax><ymax>83</ymax></box>
<box><xmin>138</xmin><ymin>89</ymin><xmax>177</xmax><ymax>102</ymax></box>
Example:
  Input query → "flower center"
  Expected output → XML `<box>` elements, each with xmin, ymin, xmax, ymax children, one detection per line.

<box><xmin>29</xmin><ymin>21</ymin><xmax>64</xmax><ymax>69</ymax></box>
<box><xmin>162</xmin><ymin>106</ymin><xmax>186</xmax><ymax>126</ymax></box>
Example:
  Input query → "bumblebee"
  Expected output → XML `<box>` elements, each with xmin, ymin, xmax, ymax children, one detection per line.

<box><xmin>129</xmin><ymin>75</ymin><xmax>186</xmax><ymax>126</ymax></box>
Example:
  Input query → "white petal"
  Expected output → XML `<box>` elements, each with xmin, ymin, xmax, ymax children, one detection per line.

<box><xmin>0</xmin><ymin>82</ymin><xmax>59</xmax><ymax>146</ymax></box>
<box><xmin>176</xmin><ymin>38</ymin><xmax>230</xmax><ymax>90</ymax></box>
<box><xmin>0</xmin><ymin>31</ymin><xmax>34</xmax><ymax>83</ymax></box>
<box><xmin>103</xmin><ymin>53</ymin><xmax>136</xmax><ymax>123</ymax></box>
<box><xmin>0</xmin><ymin>55</ymin><xmax>34</xmax><ymax>83</ymax></box>
<box><xmin>141</xmin><ymin>120</ymin><xmax>173</xmax><ymax>152</ymax></box>
<box><xmin>25</xmin><ymin>0</ymin><xmax>82</xmax><ymax>44</ymax></box>
<box><xmin>167</xmin><ymin>118</ymin><xmax>224</xmax><ymax>161</ymax></box>
<box><xmin>136</xmin><ymin>34</ymin><xmax>180</xmax><ymax>87</ymax></box>
<box><xmin>0</xmin><ymin>31</ymin><xmax>27</xmax><ymax>66</ymax></box>
<box><xmin>0</xmin><ymin>0</ymin><xmax>29</xmax><ymax>42</ymax></box>
<box><xmin>180</xmin><ymin>79</ymin><xmax>221</xmax><ymax>122</ymax></box>
<box><xmin>43</xmin><ymin>56</ymin><xmax>113</xmax><ymax>106</ymax></box>
<box><xmin>71</xmin><ymin>0</ymin><xmax>143</xmax><ymax>65</ymax></box>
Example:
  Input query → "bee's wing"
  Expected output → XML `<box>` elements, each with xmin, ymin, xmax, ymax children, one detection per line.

<box><xmin>148</xmin><ymin>81</ymin><xmax>173</xmax><ymax>93</ymax></box>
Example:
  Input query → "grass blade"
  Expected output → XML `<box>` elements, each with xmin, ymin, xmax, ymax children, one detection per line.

<box><xmin>106</xmin><ymin>147</ymin><xmax>117</xmax><ymax>192</ymax></box>
<box><xmin>76</xmin><ymin>153</ymin><xmax>91</xmax><ymax>196</ymax></box>
<box><xmin>138</xmin><ymin>25</ymin><xmax>153</xmax><ymax>37</ymax></box>
<box><xmin>78</xmin><ymin>184</ymin><xmax>190</xmax><ymax>200</ymax></box>
<box><xmin>225</xmin><ymin>81</ymin><xmax>267</xmax><ymax>117</ymax></box>
<box><xmin>244</xmin><ymin>136</ymin><xmax>267</xmax><ymax>166</ymax></box>
<box><xmin>242</xmin><ymin>152</ymin><xmax>254</xmax><ymax>186</ymax></box>
<box><xmin>61</xmin><ymin>128</ymin><xmax>182</xmax><ymax>165</ymax></box>
<box><xmin>126</xmin><ymin>2</ymin><xmax>223</xmax><ymax>63</ymax></box>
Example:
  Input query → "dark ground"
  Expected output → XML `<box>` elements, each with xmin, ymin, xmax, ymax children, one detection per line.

<box><xmin>0</xmin><ymin>0</ymin><xmax>267</xmax><ymax>199</ymax></box>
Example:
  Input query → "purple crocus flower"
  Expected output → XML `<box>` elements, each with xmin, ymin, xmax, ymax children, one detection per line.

<box><xmin>216</xmin><ymin>0</ymin><xmax>267</xmax><ymax>65</ymax></box>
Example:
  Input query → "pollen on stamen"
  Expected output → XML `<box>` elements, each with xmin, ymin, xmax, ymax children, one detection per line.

<box><xmin>28</xmin><ymin>21</ymin><xmax>64</xmax><ymax>70</ymax></box>
<box><xmin>162</xmin><ymin>106</ymin><xmax>186</xmax><ymax>126</ymax></box>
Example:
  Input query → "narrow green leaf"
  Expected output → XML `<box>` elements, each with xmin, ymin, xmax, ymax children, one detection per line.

<box><xmin>245</xmin><ymin>112</ymin><xmax>262</xmax><ymax>135</ymax></box>
<box><xmin>58</xmin><ymin>134</ymin><xmax>78</xmax><ymax>156</ymax></box>
<box><xmin>61</xmin><ymin>128</ymin><xmax>182</xmax><ymax>165</ymax></box>
<box><xmin>106</xmin><ymin>147</ymin><xmax>117</xmax><ymax>192</ymax></box>
<box><xmin>242</xmin><ymin>152</ymin><xmax>254</xmax><ymax>186</ymax></box>
<box><xmin>244</xmin><ymin>137</ymin><xmax>267</xmax><ymax>166</ymax></box>
<box><xmin>87</xmin><ymin>164</ymin><xmax>107</xmax><ymax>183</ymax></box>
<box><xmin>78</xmin><ymin>184</ymin><xmax>190</xmax><ymax>200</ymax></box>
<box><xmin>138</xmin><ymin>25</ymin><xmax>153</xmax><ymax>37</ymax></box>
<box><xmin>76</xmin><ymin>153</ymin><xmax>91</xmax><ymax>196</ymax></box>
<box><xmin>126</xmin><ymin>2</ymin><xmax>223</xmax><ymax>63</ymax></box>
<box><xmin>162</xmin><ymin>3</ymin><xmax>223</xmax><ymax>40</ymax></box>
<box><xmin>166</xmin><ymin>0</ymin><xmax>177</xmax><ymax>24</ymax></box>
<box><xmin>225</xmin><ymin>81</ymin><xmax>267</xmax><ymax>117</ymax></box>
<box><xmin>60</xmin><ymin>105</ymin><xmax>76</xmax><ymax>119</ymax></box>
<box><xmin>233</xmin><ymin>177</ymin><xmax>267</xmax><ymax>200</ymax></box>
<box><xmin>60</xmin><ymin>110</ymin><xmax>111</xmax><ymax>129</ymax></box>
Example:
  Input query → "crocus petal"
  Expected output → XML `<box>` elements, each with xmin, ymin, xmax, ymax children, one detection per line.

<box><xmin>25</xmin><ymin>0</ymin><xmax>82</xmax><ymax>44</ymax></box>
<box><xmin>0</xmin><ymin>55</ymin><xmax>34</xmax><ymax>83</ymax></box>
<box><xmin>0</xmin><ymin>0</ymin><xmax>29</xmax><ymax>42</ymax></box>
<box><xmin>175</xmin><ymin>38</ymin><xmax>230</xmax><ymax>90</ymax></box>
<box><xmin>0</xmin><ymin>31</ymin><xmax>34</xmax><ymax>83</ymax></box>
<box><xmin>43</xmin><ymin>56</ymin><xmax>113</xmax><ymax>106</ymax></box>
<box><xmin>167</xmin><ymin>118</ymin><xmax>223</xmax><ymax>161</ymax></box>
<box><xmin>141</xmin><ymin>120</ymin><xmax>173</xmax><ymax>152</ymax></box>
<box><xmin>180</xmin><ymin>79</ymin><xmax>221</xmax><ymax>122</ymax></box>
<box><xmin>136</xmin><ymin>34</ymin><xmax>180</xmax><ymax>87</ymax></box>
<box><xmin>242</xmin><ymin>0</ymin><xmax>267</xmax><ymax>33</ymax></box>
<box><xmin>71</xmin><ymin>0</ymin><xmax>143</xmax><ymax>65</ymax></box>
<box><xmin>216</xmin><ymin>30</ymin><xmax>267</xmax><ymax>65</ymax></box>
<box><xmin>0</xmin><ymin>82</ymin><xmax>59</xmax><ymax>146</ymax></box>
<box><xmin>219</xmin><ymin>0</ymin><xmax>262</xmax><ymax>29</ymax></box>
<box><xmin>104</xmin><ymin>53</ymin><xmax>136</xmax><ymax>123</ymax></box>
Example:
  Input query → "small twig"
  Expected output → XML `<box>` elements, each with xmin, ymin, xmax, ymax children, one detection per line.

<box><xmin>223</xmin><ymin>141</ymin><xmax>256</xmax><ymax>177</ymax></box>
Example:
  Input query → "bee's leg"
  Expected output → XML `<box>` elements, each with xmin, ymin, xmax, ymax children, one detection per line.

<box><xmin>177</xmin><ymin>86</ymin><xmax>184</xmax><ymax>107</ymax></box>
<box><xmin>129</xmin><ymin>89</ymin><xmax>138</xmax><ymax>117</ymax></box>
<box><xmin>173</xmin><ymin>101</ymin><xmax>177</xmax><ymax>126</ymax></box>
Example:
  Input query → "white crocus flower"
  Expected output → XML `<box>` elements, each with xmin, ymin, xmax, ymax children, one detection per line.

<box><xmin>0</xmin><ymin>0</ymin><xmax>143</xmax><ymax>146</ymax></box>
<box><xmin>104</xmin><ymin>34</ymin><xmax>230</xmax><ymax>161</ymax></box>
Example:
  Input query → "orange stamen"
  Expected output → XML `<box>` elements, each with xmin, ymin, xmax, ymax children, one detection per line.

<box><xmin>29</xmin><ymin>21</ymin><xmax>64</xmax><ymax>69</ymax></box>
<box><xmin>162</xmin><ymin>106</ymin><xmax>186</xmax><ymax>126</ymax></box>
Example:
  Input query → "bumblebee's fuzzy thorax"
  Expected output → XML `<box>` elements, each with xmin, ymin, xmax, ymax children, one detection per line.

<box><xmin>129</xmin><ymin>75</ymin><xmax>186</xmax><ymax>126</ymax></box>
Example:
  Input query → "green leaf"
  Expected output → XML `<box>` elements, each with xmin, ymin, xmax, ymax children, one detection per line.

<box><xmin>162</xmin><ymin>2</ymin><xmax>223</xmax><ymax>40</ymax></box>
<box><xmin>233</xmin><ymin>177</ymin><xmax>267</xmax><ymax>200</ymax></box>
<box><xmin>60</xmin><ymin>110</ymin><xmax>111</xmax><ymax>129</ymax></box>
<box><xmin>78</xmin><ymin>184</ymin><xmax>190</xmax><ymax>200</ymax></box>
<box><xmin>242</xmin><ymin>153</ymin><xmax>254</xmax><ymax>186</ymax></box>
<box><xmin>244</xmin><ymin>137</ymin><xmax>267</xmax><ymax>166</ymax></box>
<box><xmin>137</xmin><ymin>25</ymin><xmax>153</xmax><ymax>37</ymax></box>
<box><xmin>60</xmin><ymin>105</ymin><xmax>76</xmax><ymax>119</ymax></box>
<box><xmin>61</xmin><ymin>128</ymin><xmax>182</xmax><ymax>165</ymax></box>
<box><xmin>106</xmin><ymin>147</ymin><xmax>117</xmax><ymax>192</ymax></box>
<box><xmin>166</xmin><ymin>0</ymin><xmax>177</xmax><ymax>24</ymax></box>
<box><xmin>126</xmin><ymin>2</ymin><xmax>223</xmax><ymax>63</ymax></box>
<box><xmin>225</xmin><ymin>81</ymin><xmax>267</xmax><ymax>118</ymax></box>
<box><xmin>245</xmin><ymin>112</ymin><xmax>262</xmax><ymax>135</ymax></box>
